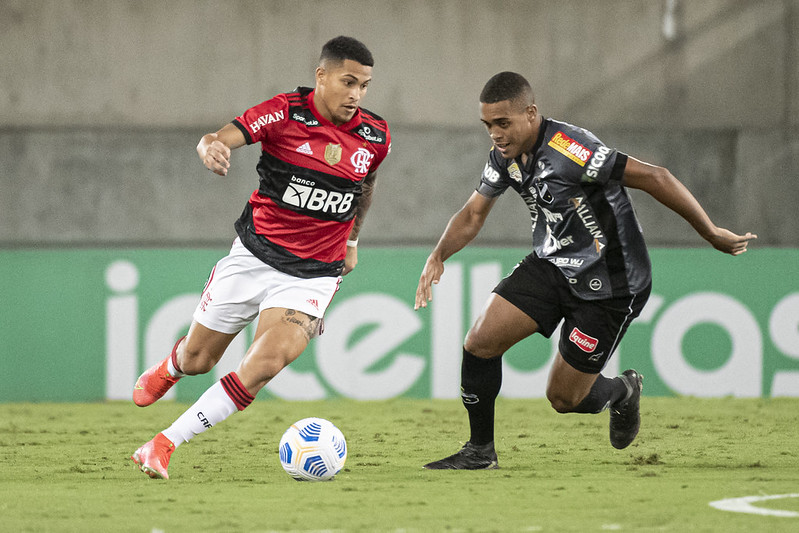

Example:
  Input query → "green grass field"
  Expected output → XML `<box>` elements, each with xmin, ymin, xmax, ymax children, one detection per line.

<box><xmin>1</xmin><ymin>397</ymin><xmax>797</xmax><ymax>532</ymax></box>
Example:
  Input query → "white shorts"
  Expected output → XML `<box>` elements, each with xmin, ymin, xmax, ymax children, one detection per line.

<box><xmin>192</xmin><ymin>238</ymin><xmax>341</xmax><ymax>334</ymax></box>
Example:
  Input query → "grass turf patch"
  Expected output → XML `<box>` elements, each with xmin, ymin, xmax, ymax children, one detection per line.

<box><xmin>1</xmin><ymin>397</ymin><xmax>797</xmax><ymax>532</ymax></box>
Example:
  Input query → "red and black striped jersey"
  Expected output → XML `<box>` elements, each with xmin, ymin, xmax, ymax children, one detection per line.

<box><xmin>231</xmin><ymin>87</ymin><xmax>390</xmax><ymax>278</ymax></box>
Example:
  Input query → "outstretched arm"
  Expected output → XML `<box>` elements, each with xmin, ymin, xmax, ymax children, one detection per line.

<box><xmin>342</xmin><ymin>171</ymin><xmax>378</xmax><ymax>275</ymax></box>
<box><xmin>197</xmin><ymin>123</ymin><xmax>247</xmax><ymax>176</ymax></box>
<box><xmin>622</xmin><ymin>157</ymin><xmax>756</xmax><ymax>255</ymax></box>
<box><xmin>415</xmin><ymin>191</ymin><xmax>497</xmax><ymax>310</ymax></box>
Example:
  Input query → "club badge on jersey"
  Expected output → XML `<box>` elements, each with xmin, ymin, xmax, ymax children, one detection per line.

<box><xmin>325</xmin><ymin>143</ymin><xmax>342</xmax><ymax>166</ymax></box>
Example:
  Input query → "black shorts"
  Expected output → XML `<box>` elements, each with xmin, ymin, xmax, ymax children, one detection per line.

<box><xmin>493</xmin><ymin>254</ymin><xmax>650</xmax><ymax>374</ymax></box>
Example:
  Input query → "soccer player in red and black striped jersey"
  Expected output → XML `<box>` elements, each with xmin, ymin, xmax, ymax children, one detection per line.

<box><xmin>132</xmin><ymin>36</ymin><xmax>390</xmax><ymax>480</ymax></box>
<box><xmin>415</xmin><ymin>72</ymin><xmax>755</xmax><ymax>469</ymax></box>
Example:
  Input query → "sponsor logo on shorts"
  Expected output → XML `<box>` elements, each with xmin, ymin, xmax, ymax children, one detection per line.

<box><xmin>569</xmin><ymin>327</ymin><xmax>599</xmax><ymax>353</ymax></box>
<box><xmin>588</xmin><ymin>351</ymin><xmax>605</xmax><ymax>362</ymax></box>
<box><xmin>306</xmin><ymin>298</ymin><xmax>319</xmax><ymax>311</ymax></box>
<box><xmin>199</xmin><ymin>290</ymin><xmax>213</xmax><ymax>312</ymax></box>
<box><xmin>548</xmin><ymin>131</ymin><xmax>593</xmax><ymax>167</ymax></box>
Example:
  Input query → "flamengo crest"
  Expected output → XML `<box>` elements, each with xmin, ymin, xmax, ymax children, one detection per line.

<box><xmin>350</xmin><ymin>148</ymin><xmax>374</xmax><ymax>175</ymax></box>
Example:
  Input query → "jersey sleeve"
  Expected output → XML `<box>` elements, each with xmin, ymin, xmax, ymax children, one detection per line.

<box><xmin>369</xmin><ymin>125</ymin><xmax>391</xmax><ymax>173</ymax></box>
<box><xmin>577</xmin><ymin>133</ymin><xmax>628</xmax><ymax>186</ymax></box>
<box><xmin>232</xmin><ymin>93</ymin><xmax>290</xmax><ymax>145</ymax></box>
<box><xmin>476</xmin><ymin>147</ymin><xmax>511</xmax><ymax>198</ymax></box>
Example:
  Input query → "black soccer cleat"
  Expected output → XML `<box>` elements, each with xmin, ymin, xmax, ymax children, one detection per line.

<box><xmin>423</xmin><ymin>441</ymin><xmax>499</xmax><ymax>470</ymax></box>
<box><xmin>609</xmin><ymin>369</ymin><xmax>643</xmax><ymax>449</ymax></box>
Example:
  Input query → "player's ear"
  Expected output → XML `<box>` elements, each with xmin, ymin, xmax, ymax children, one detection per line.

<box><xmin>315</xmin><ymin>66</ymin><xmax>325</xmax><ymax>86</ymax></box>
<box><xmin>526</xmin><ymin>104</ymin><xmax>538</xmax><ymax>122</ymax></box>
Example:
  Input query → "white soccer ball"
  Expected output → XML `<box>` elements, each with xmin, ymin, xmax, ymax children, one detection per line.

<box><xmin>278</xmin><ymin>417</ymin><xmax>347</xmax><ymax>481</ymax></box>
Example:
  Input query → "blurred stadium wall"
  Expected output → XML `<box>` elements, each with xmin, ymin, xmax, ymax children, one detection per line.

<box><xmin>1</xmin><ymin>0</ymin><xmax>797</xmax><ymax>247</ymax></box>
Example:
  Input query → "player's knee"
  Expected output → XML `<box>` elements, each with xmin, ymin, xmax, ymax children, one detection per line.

<box><xmin>250</xmin><ymin>334</ymin><xmax>306</xmax><ymax>380</ymax></box>
<box><xmin>464</xmin><ymin>330</ymin><xmax>502</xmax><ymax>359</ymax></box>
<box><xmin>179</xmin><ymin>344</ymin><xmax>219</xmax><ymax>375</ymax></box>
<box><xmin>547</xmin><ymin>390</ymin><xmax>580</xmax><ymax>414</ymax></box>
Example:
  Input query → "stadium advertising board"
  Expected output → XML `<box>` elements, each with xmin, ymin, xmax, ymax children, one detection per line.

<box><xmin>1</xmin><ymin>248</ymin><xmax>797</xmax><ymax>401</ymax></box>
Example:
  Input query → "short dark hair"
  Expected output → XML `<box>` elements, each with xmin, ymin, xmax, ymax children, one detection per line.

<box><xmin>480</xmin><ymin>72</ymin><xmax>534</xmax><ymax>107</ymax></box>
<box><xmin>319</xmin><ymin>36</ymin><xmax>374</xmax><ymax>67</ymax></box>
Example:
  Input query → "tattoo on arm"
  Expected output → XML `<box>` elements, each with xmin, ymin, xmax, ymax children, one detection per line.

<box><xmin>350</xmin><ymin>172</ymin><xmax>377</xmax><ymax>239</ymax></box>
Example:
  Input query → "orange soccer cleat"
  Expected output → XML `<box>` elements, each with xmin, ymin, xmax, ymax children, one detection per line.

<box><xmin>133</xmin><ymin>358</ymin><xmax>181</xmax><ymax>407</ymax></box>
<box><xmin>131</xmin><ymin>433</ymin><xmax>175</xmax><ymax>480</ymax></box>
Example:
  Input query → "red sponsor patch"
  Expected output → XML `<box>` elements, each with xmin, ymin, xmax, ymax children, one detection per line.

<box><xmin>569</xmin><ymin>327</ymin><xmax>598</xmax><ymax>353</ymax></box>
<box><xmin>548</xmin><ymin>131</ymin><xmax>593</xmax><ymax>167</ymax></box>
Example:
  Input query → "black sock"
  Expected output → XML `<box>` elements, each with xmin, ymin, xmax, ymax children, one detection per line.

<box><xmin>572</xmin><ymin>374</ymin><xmax>628</xmax><ymax>414</ymax></box>
<box><xmin>461</xmin><ymin>348</ymin><xmax>502</xmax><ymax>445</ymax></box>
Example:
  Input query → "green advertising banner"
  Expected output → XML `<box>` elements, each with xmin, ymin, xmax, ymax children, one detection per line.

<box><xmin>1</xmin><ymin>247</ymin><xmax>797</xmax><ymax>402</ymax></box>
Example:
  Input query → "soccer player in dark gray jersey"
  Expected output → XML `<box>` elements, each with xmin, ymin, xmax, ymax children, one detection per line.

<box><xmin>415</xmin><ymin>72</ymin><xmax>756</xmax><ymax>470</ymax></box>
<box><xmin>478</xmin><ymin>118</ymin><xmax>651</xmax><ymax>300</ymax></box>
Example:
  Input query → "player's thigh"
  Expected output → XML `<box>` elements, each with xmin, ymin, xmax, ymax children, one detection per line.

<box><xmin>557</xmin><ymin>286</ymin><xmax>650</xmax><ymax>374</ymax></box>
<box><xmin>236</xmin><ymin>307</ymin><xmax>317</xmax><ymax>390</ymax></box>
<box><xmin>465</xmin><ymin>293</ymin><xmax>539</xmax><ymax>357</ymax></box>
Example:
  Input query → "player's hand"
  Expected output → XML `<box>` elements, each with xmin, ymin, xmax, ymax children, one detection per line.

<box><xmin>343</xmin><ymin>244</ymin><xmax>358</xmax><ymax>275</ymax></box>
<box><xmin>707</xmin><ymin>227</ymin><xmax>757</xmax><ymax>256</ymax></box>
<box><xmin>201</xmin><ymin>134</ymin><xmax>232</xmax><ymax>176</ymax></box>
<box><xmin>415</xmin><ymin>256</ymin><xmax>445</xmax><ymax>310</ymax></box>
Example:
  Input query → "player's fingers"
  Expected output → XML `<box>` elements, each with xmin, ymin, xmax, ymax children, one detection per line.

<box><xmin>210</xmin><ymin>150</ymin><xmax>230</xmax><ymax>169</ymax></box>
<box><xmin>211</xmin><ymin>140</ymin><xmax>231</xmax><ymax>159</ymax></box>
<box><xmin>414</xmin><ymin>285</ymin><xmax>429</xmax><ymax>309</ymax></box>
<box><xmin>414</xmin><ymin>275</ymin><xmax>434</xmax><ymax>309</ymax></box>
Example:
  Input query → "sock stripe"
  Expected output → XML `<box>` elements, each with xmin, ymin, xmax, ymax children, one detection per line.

<box><xmin>170</xmin><ymin>336</ymin><xmax>186</xmax><ymax>375</ymax></box>
<box><xmin>220</xmin><ymin>372</ymin><xmax>254</xmax><ymax>411</ymax></box>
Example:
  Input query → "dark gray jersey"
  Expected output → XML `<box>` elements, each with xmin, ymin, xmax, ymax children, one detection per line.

<box><xmin>477</xmin><ymin>118</ymin><xmax>651</xmax><ymax>300</ymax></box>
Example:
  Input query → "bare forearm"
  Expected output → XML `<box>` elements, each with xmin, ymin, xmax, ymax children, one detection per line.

<box><xmin>623</xmin><ymin>157</ymin><xmax>756</xmax><ymax>255</ymax></box>
<box><xmin>646</xmin><ymin>168</ymin><xmax>717</xmax><ymax>239</ymax></box>
<box><xmin>349</xmin><ymin>173</ymin><xmax>377</xmax><ymax>240</ymax></box>
<box><xmin>430</xmin><ymin>205</ymin><xmax>485</xmax><ymax>263</ymax></box>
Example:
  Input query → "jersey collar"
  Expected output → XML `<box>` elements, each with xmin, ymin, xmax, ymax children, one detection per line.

<box><xmin>518</xmin><ymin>116</ymin><xmax>548</xmax><ymax>173</ymax></box>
